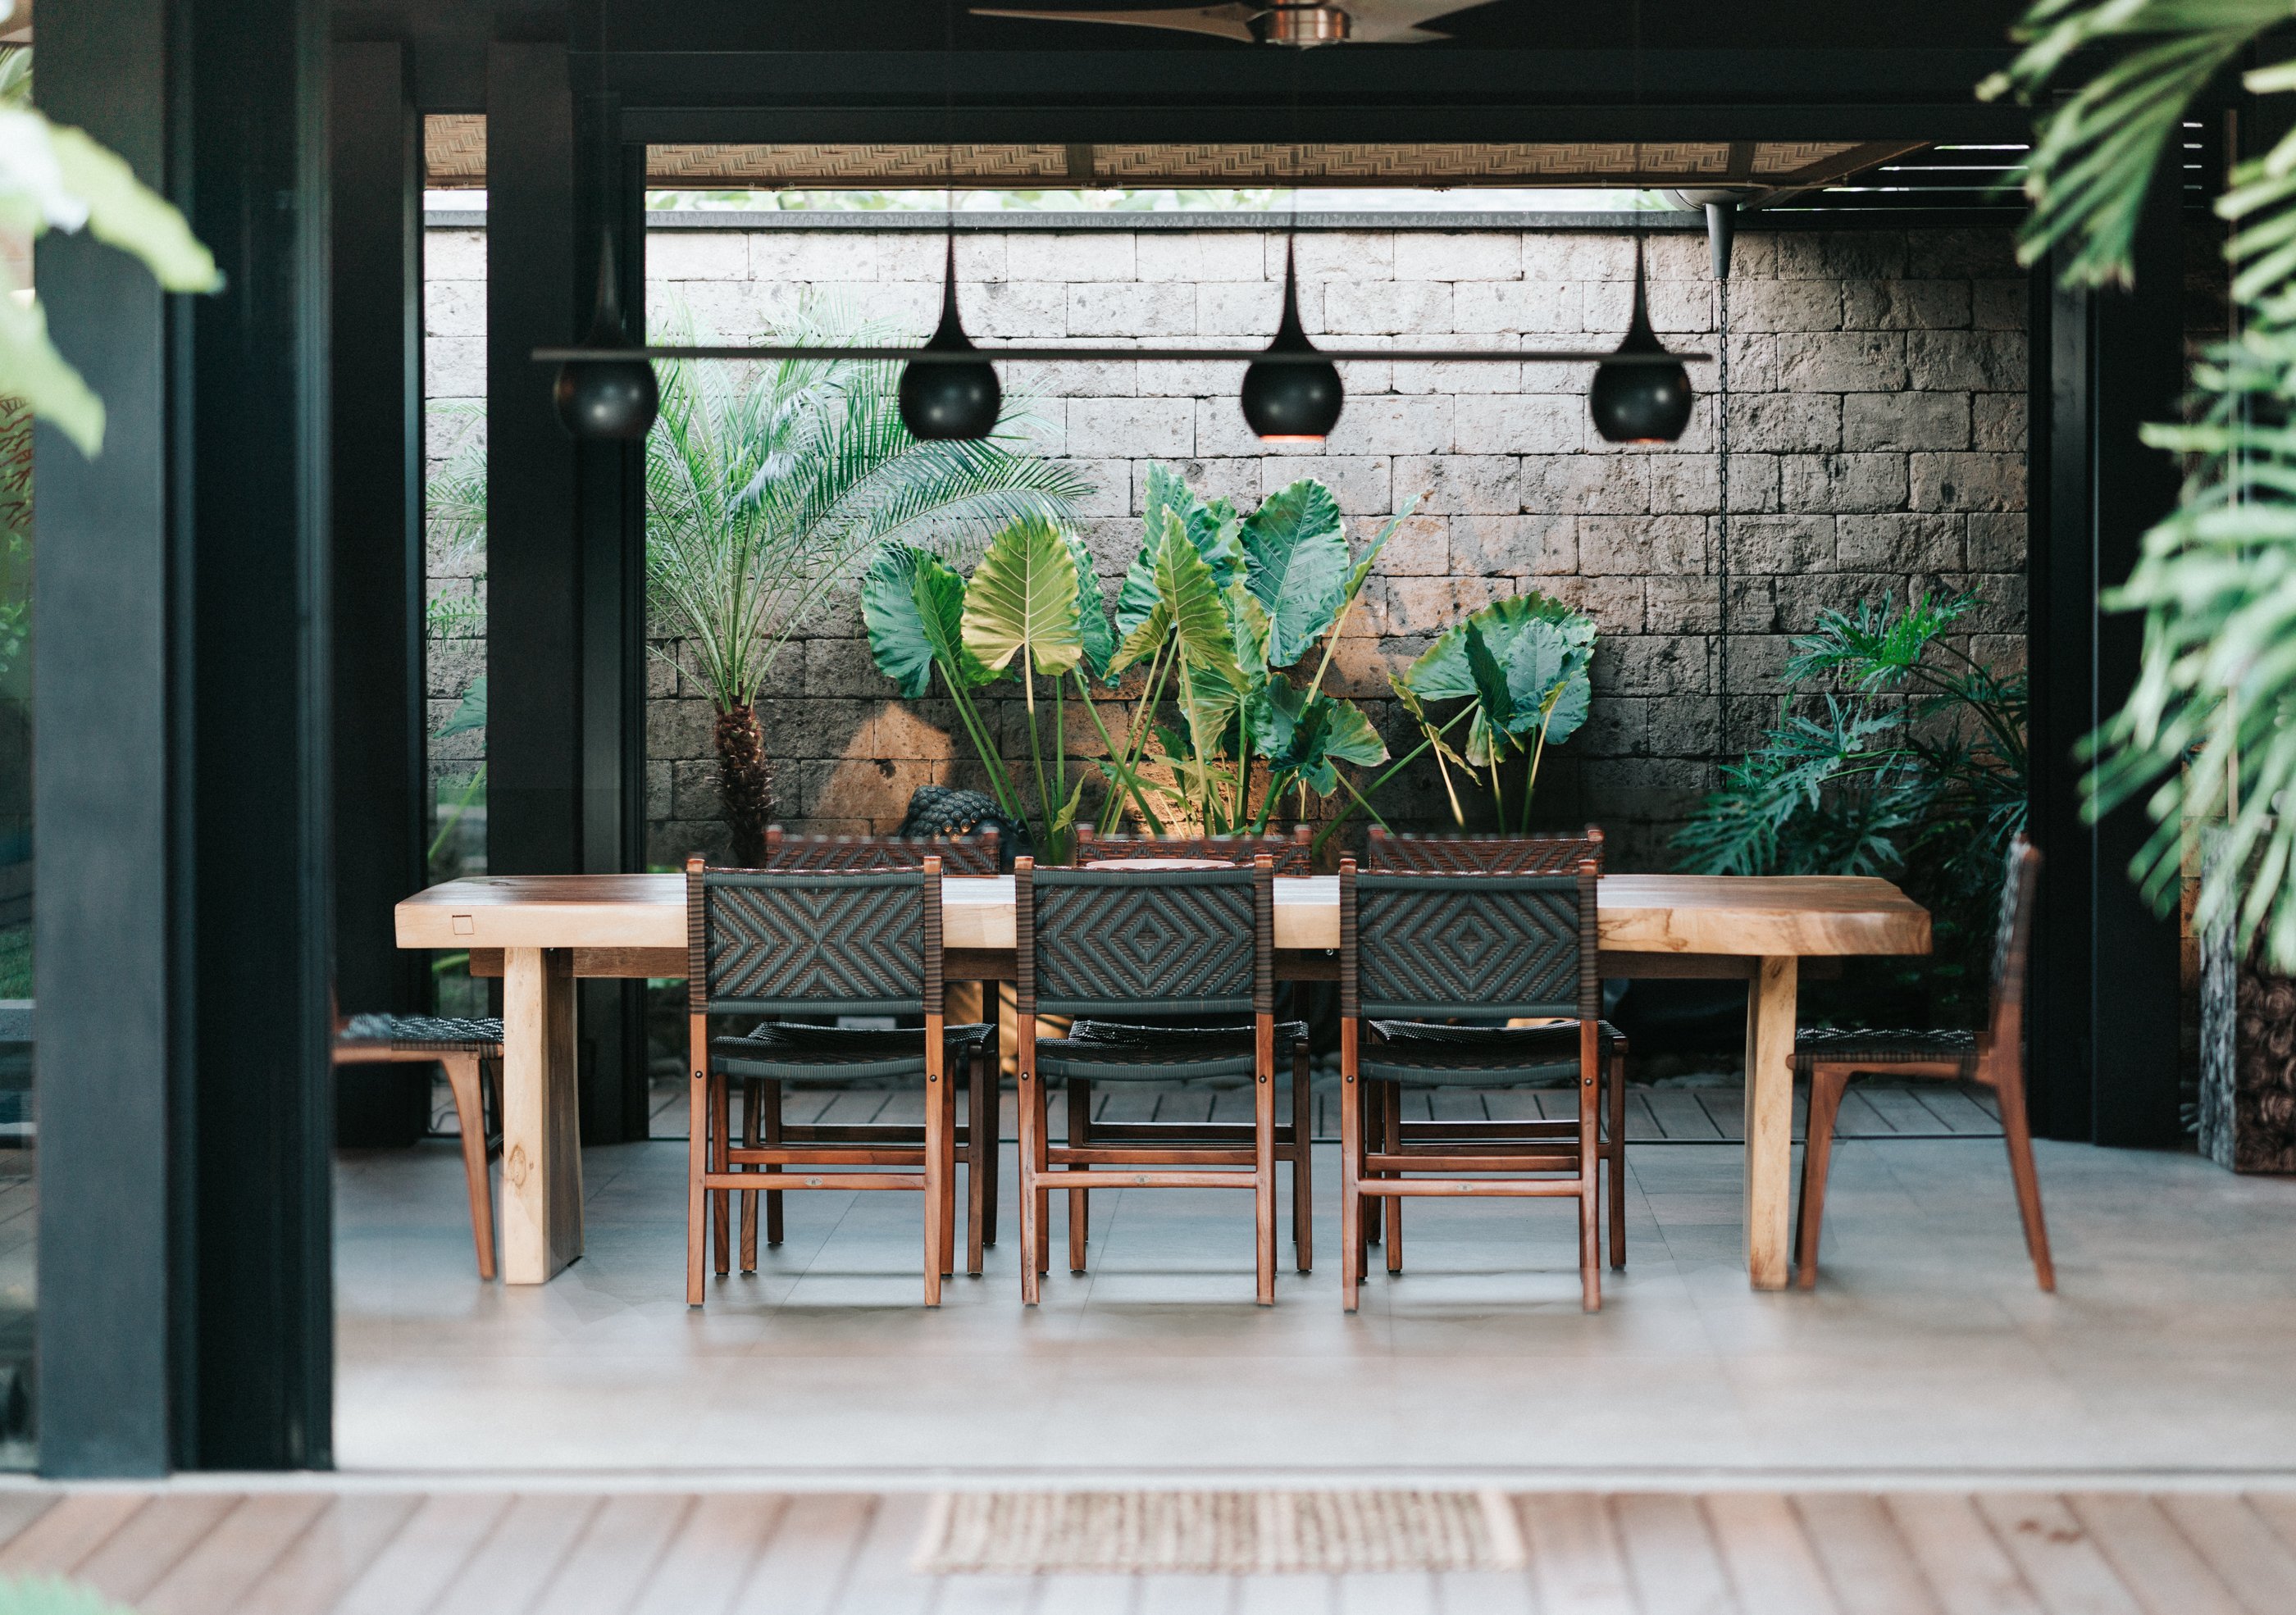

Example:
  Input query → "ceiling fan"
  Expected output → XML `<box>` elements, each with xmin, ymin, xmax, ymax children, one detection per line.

<box><xmin>968</xmin><ymin>2</ymin><xmax>1471</xmax><ymax>47</ymax></box>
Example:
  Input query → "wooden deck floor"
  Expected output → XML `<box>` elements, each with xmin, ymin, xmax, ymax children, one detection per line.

<box><xmin>7</xmin><ymin>1485</ymin><xmax>2296</xmax><ymax>1613</ymax></box>
<box><xmin>640</xmin><ymin>1079</ymin><xmax>2006</xmax><ymax>1146</ymax></box>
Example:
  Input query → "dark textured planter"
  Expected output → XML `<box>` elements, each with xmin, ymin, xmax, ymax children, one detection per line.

<box><xmin>2199</xmin><ymin>833</ymin><xmax>2296</xmax><ymax>1171</ymax></box>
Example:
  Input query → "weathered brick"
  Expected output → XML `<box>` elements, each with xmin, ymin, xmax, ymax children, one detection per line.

<box><xmin>1263</xmin><ymin>455</ymin><xmax>1390</xmax><ymax>513</ymax></box>
<box><xmin>1839</xmin><ymin>279</ymin><xmax>1973</xmax><ymax>331</ymax></box>
<box><xmin>1966</xmin><ymin>511</ymin><xmax>2025</xmax><ymax>571</ymax></box>
<box><xmin>1906</xmin><ymin>329</ymin><xmax>2025</xmax><ymax>391</ymax></box>
<box><xmin>1451</xmin><ymin>514</ymin><xmax>1575</xmax><ymax>576</ymax></box>
<box><xmin>1910</xmin><ymin>452</ymin><xmax>2025</xmax><ymax>512</ymax></box>
<box><xmin>1973</xmin><ymin>392</ymin><xmax>2027</xmax><ymax>452</ymax></box>
<box><xmin>1069</xmin><ymin>281</ymin><xmax>1196</xmax><ymax>337</ymax></box>
<box><xmin>1521</xmin><ymin>454</ymin><xmax>1650</xmax><ymax>517</ymax></box>
<box><xmin>1728</xmin><ymin>278</ymin><xmax>1844</xmax><ymax>332</ymax></box>
<box><xmin>1727</xmin><ymin>393</ymin><xmax>1841</xmax><ymax>454</ymax></box>
<box><xmin>1841</xmin><ymin>391</ymin><xmax>1970</xmax><ymax>452</ymax></box>
<box><xmin>1580</xmin><ymin>514</ymin><xmax>1703</xmax><ymax>576</ymax></box>
<box><xmin>1323</xmin><ymin>279</ymin><xmax>1453</xmax><ymax>336</ymax></box>
<box><xmin>1068</xmin><ymin>397</ymin><xmax>1194</xmax><ymax>457</ymax></box>
<box><xmin>1776</xmin><ymin>330</ymin><xmax>1910</xmax><ymax>392</ymax></box>
<box><xmin>1009</xmin><ymin>232</ymin><xmax>1132</xmax><ymax>280</ymax></box>
<box><xmin>1370</xmin><ymin>513</ymin><xmax>1451</xmax><ymax>575</ymax></box>
<box><xmin>1397</xmin><ymin>453</ymin><xmax>1520</xmax><ymax>515</ymax></box>
<box><xmin>1326</xmin><ymin>395</ymin><xmax>1455</xmax><ymax>456</ymax></box>
<box><xmin>1779</xmin><ymin>453</ymin><xmax>1909</xmax><ymax>513</ymax></box>
<box><xmin>1835</xmin><ymin>512</ymin><xmax>1964</xmax><ymax>571</ymax></box>
<box><xmin>1393</xmin><ymin>232</ymin><xmax>1522</xmax><ymax>281</ymax></box>
<box><xmin>1727</xmin><ymin>514</ymin><xmax>1834</xmax><ymax>574</ymax></box>
<box><xmin>1136</xmin><ymin>232</ymin><xmax>1266</xmax><ymax>283</ymax></box>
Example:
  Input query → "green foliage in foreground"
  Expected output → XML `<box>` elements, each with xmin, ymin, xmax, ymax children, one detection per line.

<box><xmin>0</xmin><ymin>1576</ymin><xmax>138</xmax><ymax>1615</ymax></box>
<box><xmin>1988</xmin><ymin>0</ymin><xmax>2296</xmax><ymax>968</ymax></box>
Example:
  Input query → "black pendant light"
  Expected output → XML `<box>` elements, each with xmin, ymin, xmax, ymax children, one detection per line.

<box><xmin>554</xmin><ymin>234</ymin><xmax>658</xmax><ymax>440</ymax></box>
<box><xmin>1241</xmin><ymin>240</ymin><xmax>1343</xmax><ymax>442</ymax></box>
<box><xmin>900</xmin><ymin>234</ymin><xmax>1003</xmax><ymax>441</ymax></box>
<box><xmin>1589</xmin><ymin>239</ymin><xmax>1693</xmax><ymax>445</ymax></box>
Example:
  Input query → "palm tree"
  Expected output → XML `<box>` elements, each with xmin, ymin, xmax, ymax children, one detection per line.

<box><xmin>645</xmin><ymin>312</ymin><xmax>1090</xmax><ymax>863</ymax></box>
<box><xmin>1988</xmin><ymin>0</ymin><xmax>2296</xmax><ymax>965</ymax></box>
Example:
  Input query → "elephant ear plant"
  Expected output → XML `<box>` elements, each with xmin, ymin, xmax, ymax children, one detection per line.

<box><xmin>645</xmin><ymin>309</ymin><xmax>1087</xmax><ymax>865</ymax></box>
<box><xmin>1386</xmin><ymin>592</ymin><xmax>1596</xmax><ymax>835</ymax></box>
<box><xmin>863</xmin><ymin>466</ymin><xmax>1405</xmax><ymax>858</ymax></box>
<box><xmin>1098</xmin><ymin>468</ymin><xmax>1405</xmax><ymax>841</ymax></box>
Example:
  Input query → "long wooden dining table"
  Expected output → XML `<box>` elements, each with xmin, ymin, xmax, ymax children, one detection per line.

<box><xmin>395</xmin><ymin>871</ymin><xmax>1929</xmax><ymax>1291</ymax></box>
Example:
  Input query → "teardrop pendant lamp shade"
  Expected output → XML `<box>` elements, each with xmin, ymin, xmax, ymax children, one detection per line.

<box><xmin>1241</xmin><ymin>241</ymin><xmax>1343</xmax><ymax>443</ymax></box>
<box><xmin>900</xmin><ymin>236</ymin><xmax>1003</xmax><ymax>441</ymax></box>
<box><xmin>554</xmin><ymin>234</ymin><xmax>659</xmax><ymax>441</ymax></box>
<box><xmin>1588</xmin><ymin>238</ymin><xmax>1694</xmax><ymax>445</ymax></box>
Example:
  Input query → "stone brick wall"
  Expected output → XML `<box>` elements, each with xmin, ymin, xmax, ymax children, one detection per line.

<box><xmin>423</xmin><ymin>217</ymin><xmax>2029</xmax><ymax>871</ymax></box>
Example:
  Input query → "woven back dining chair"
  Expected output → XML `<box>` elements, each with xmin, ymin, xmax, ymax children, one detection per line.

<box><xmin>1339</xmin><ymin>851</ymin><xmax>1606</xmax><ymax>1312</ymax></box>
<box><xmin>1014</xmin><ymin>857</ymin><xmax>1287</xmax><ymax>1304</ymax></box>
<box><xmin>763</xmin><ymin>825</ymin><xmax>1000</xmax><ymax>875</ymax></box>
<box><xmin>742</xmin><ymin>828</ymin><xmax>1001</xmax><ymax>1272</ymax></box>
<box><xmin>1793</xmin><ymin>836</ymin><xmax>2053</xmax><ymax>1290</ymax></box>
<box><xmin>1364</xmin><ymin>827</ymin><xmax>1628</xmax><ymax>1267</ymax></box>
<box><xmin>1073</xmin><ymin>825</ymin><xmax>1315</xmax><ymax>875</ymax></box>
<box><xmin>335</xmin><ymin>1014</ymin><xmax>503</xmax><ymax>1279</ymax></box>
<box><xmin>685</xmin><ymin>858</ymin><xmax>989</xmax><ymax>1307</ymax></box>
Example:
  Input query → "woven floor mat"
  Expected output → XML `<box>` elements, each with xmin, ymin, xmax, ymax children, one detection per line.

<box><xmin>913</xmin><ymin>1489</ymin><xmax>1526</xmax><ymax>1575</ymax></box>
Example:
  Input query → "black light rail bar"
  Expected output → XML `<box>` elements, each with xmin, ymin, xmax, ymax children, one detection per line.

<box><xmin>535</xmin><ymin>344</ymin><xmax>1711</xmax><ymax>364</ymax></box>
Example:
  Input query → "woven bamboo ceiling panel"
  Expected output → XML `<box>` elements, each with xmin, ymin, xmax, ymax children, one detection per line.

<box><xmin>424</xmin><ymin>118</ymin><xmax>1911</xmax><ymax>192</ymax></box>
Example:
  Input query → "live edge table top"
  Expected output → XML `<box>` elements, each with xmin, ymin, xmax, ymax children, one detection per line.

<box><xmin>394</xmin><ymin>872</ymin><xmax>1930</xmax><ymax>961</ymax></box>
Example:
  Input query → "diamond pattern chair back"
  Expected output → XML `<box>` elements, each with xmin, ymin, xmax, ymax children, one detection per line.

<box><xmin>1985</xmin><ymin>835</ymin><xmax>2041</xmax><ymax>1066</ymax></box>
<box><xmin>686</xmin><ymin>864</ymin><xmax>940</xmax><ymax>1017</ymax></box>
<box><xmin>1342</xmin><ymin>862</ymin><xmax>1600</xmax><ymax>1022</ymax></box>
<box><xmin>1367</xmin><ymin>827</ymin><xmax>1604</xmax><ymax>876</ymax></box>
<box><xmin>763</xmin><ymin>826</ymin><xmax>999</xmax><ymax>876</ymax></box>
<box><xmin>1017</xmin><ymin>859</ymin><xmax>1272</xmax><ymax>1020</ymax></box>
<box><xmin>1073</xmin><ymin>826</ymin><xmax>1314</xmax><ymax>876</ymax></box>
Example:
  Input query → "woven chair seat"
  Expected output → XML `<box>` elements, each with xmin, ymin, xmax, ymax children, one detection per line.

<box><xmin>713</xmin><ymin>1021</ymin><xmax>993</xmax><ymax>1084</ymax></box>
<box><xmin>1041</xmin><ymin>1018</ymin><xmax>1311</xmax><ymax>1083</ymax></box>
<box><xmin>1793</xmin><ymin>1026</ymin><xmax>1977</xmax><ymax>1075</ymax></box>
<box><xmin>339</xmin><ymin>1013</ymin><xmax>503</xmax><ymax>1053</ymax></box>
<box><xmin>1362</xmin><ymin>1017</ymin><xmax>1622</xmax><ymax>1086</ymax></box>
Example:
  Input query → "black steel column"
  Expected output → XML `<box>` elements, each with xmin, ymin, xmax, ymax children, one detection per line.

<box><xmin>176</xmin><ymin>0</ymin><xmax>336</xmax><ymax>1467</ymax></box>
<box><xmin>330</xmin><ymin>41</ymin><xmax>428</xmax><ymax>1146</ymax></box>
<box><xmin>34</xmin><ymin>0</ymin><xmax>175</xmax><ymax>1478</ymax></box>
<box><xmin>2028</xmin><ymin>171</ymin><xmax>2185</xmax><ymax>1148</ymax></box>
<box><xmin>490</xmin><ymin>39</ymin><xmax>648</xmax><ymax>1144</ymax></box>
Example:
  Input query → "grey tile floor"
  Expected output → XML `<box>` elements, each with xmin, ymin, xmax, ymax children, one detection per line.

<box><xmin>335</xmin><ymin>1123</ymin><xmax>2296</xmax><ymax>1481</ymax></box>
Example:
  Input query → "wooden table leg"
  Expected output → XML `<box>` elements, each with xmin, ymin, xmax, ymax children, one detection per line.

<box><xmin>1742</xmin><ymin>954</ymin><xmax>1797</xmax><ymax>1291</ymax></box>
<box><xmin>501</xmin><ymin>945</ymin><xmax>583</xmax><ymax>1283</ymax></box>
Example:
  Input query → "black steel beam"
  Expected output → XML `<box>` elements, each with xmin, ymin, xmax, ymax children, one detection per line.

<box><xmin>2027</xmin><ymin>166</ymin><xmax>2185</xmax><ymax>1148</ymax></box>
<box><xmin>331</xmin><ymin>41</ymin><xmax>430</xmax><ymax>1147</ymax></box>
<box><xmin>489</xmin><ymin>42</ymin><xmax>647</xmax><ymax>1140</ymax></box>
<box><xmin>175</xmin><ymin>0</ymin><xmax>337</xmax><ymax>1467</ymax></box>
<box><xmin>33</xmin><ymin>0</ymin><xmax>174</xmax><ymax>1480</ymax></box>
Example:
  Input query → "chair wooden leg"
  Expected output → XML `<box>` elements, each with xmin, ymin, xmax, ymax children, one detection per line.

<box><xmin>1341</xmin><ymin>1025</ymin><xmax>1362</xmax><ymax>1311</ymax></box>
<box><xmin>1993</xmin><ymin>1062</ymin><xmax>2057</xmax><ymax>1292</ymax></box>
<box><xmin>1018</xmin><ymin>1061</ymin><xmax>1042</xmax><ymax>1305</ymax></box>
<box><xmin>923</xmin><ymin>1063</ymin><xmax>946</xmax><ymax>1308</ymax></box>
<box><xmin>1292</xmin><ymin>1040</ymin><xmax>1313</xmax><ymax>1274</ymax></box>
<box><xmin>1382</xmin><ymin>1081</ymin><xmax>1403</xmax><ymax>1275</ymax></box>
<box><xmin>965</xmin><ymin>1046</ymin><xmax>988</xmax><ymax>1276</ymax></box>
<box><xmin>1068</xmin><ymin>1076</ymin><xmax>1091</xmax><ymax>1274</ymax></box>
<box><xmin>762</xmin><ymin>1079</ymin><xmax>785</xmax><ymax>1247</ymax></box>
<box><xmin>1579</xmin><ymin>1031</ymin><xmax>1601</xmax><ymax>1313</ymax></box>
<box><xmin>442</xmin><ymin>1054</ymin><xmax>497</xmax><ymax>1281</ymax></box>
<box><xmin>1607</xmin><ymin>1041</ymin><xmax>1627</xmax><ymax>1270</ymax></box>
<box><xmin>1255</xmin><ymin>1055</ymin><xmax>1278</xmax><ymax>1308</ymax></box>
<box><xmin>739</xmin><ymin>1078</ymin><xmax>760</xmax><ymax>1274</ymax></box>
<box><xmin>710</xmin><ymin>1071</ymin><xmax>731</xmax><ymax>1277</ymax></box>
<box><xmin>1362</xmin><ymin>1080</ymin><xmax>1383</xmax><ymax>1249</ymax></box>
<box><xmin>686</xmin><ymin>1027</ymin><xmax>708</xmax><ymax>1307</ymax></box>
<box><xmin>1795</xmin><ymin>1062</ymin><xmax>1850</xmax><ymax>1289</ymax></box>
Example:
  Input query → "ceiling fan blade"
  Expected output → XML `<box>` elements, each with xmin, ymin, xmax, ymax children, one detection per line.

<box><xmin>968</xmin><ymin>4</ymin><xmax>1261</xmax><ymax>43</ymax></box>
<box><xmin>1330</xmin><ymin>0</ymin><xmax>1481</xmax><ymax>43</ymax></box>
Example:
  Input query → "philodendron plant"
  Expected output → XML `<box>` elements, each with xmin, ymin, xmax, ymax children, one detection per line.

<box><xmin>1100</xmin><ymin>466</ymin><xmax>1407</xmax><ymax>840</ymax></box>
<box><xmin>1384</xmin><ymin>591</ymin><xmax>1597</xmax><ymax>835</ymax></box>
<box><xmin>861</xmin><ymin>465</ymin><xmax>1406</xmax><ymax>859</ymax></box>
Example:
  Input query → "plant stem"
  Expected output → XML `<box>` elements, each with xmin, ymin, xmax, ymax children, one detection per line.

<box><xmin>1072</xmin><ymin>668</ymin><xmax>1165</xmax><ymax>833</ymax></box>
<box><xmin>1023</xmin><ymin>668</ymin><xmax>1055</xmax><ymax>846</ymax></box>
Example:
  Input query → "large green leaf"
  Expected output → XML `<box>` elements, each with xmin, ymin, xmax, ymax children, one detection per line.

<box><xmin>49</xmin><ymin>122</ymin><xmax>222</xmax><ymax>293</ymax></box>
<box><xmin>1158</xmin><ymin>515</ymin><xmax>1244</xmax><ymax>688</ymax></box>
<box><xmin>1258</xmin><ymin>680</ymin><xmax>1387</xmax><ymax>796</ymax></box>
<box><xmin>961</xmin><ymin>514</ymin><xmax>1085</xmax><ymax>680</ymax></box>
<box><xmin>863</xmin><ymin>543</ymin><xmax>992</xmax><ymax>695</ymax></box>
<box><xmin>1404</xmin><ymin>590</ymin><xmax>1596</xmax><ymax>702</ymax></box>
<box><xmin>1065</xmin><ymin>528</ymin><xmax>1117</xmax><ymax>679</ymax></box>
<box><xmin>1242</xmin><ymin>478</ymin><xmax>1352</xmax><ymax>668</ymax></box>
